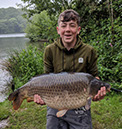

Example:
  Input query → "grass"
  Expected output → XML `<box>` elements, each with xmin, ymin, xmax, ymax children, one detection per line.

<box><xmin>0</xmin><ymin>93</ymin><xmax>121</xmax><ymax>129</ymax></box>
<box><xmin>0</xmin><ymin>100</ymin><xmax>47</xmax><ymax>129</ymax></box>
<box><xmin>91</xmin><ymin>93</ymin><xmax>122</xmax><ymax>129</ymax></box>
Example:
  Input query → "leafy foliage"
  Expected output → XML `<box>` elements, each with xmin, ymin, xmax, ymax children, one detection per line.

<box><xmin>81</xmin><ymin>17</ymin><xmax>122</xmax><ymax>87</ymax></box>
<box><xmin>3</xmin><ymin>45</ymin><xmax>45</xmax><ymax>89</ymax></box>
<box><xmin>20</xmin><ymin>0</ymin><xmax>121</xmax><ymax>40</ymax></box>
<box><xmin>25</xmin><ymin>11</ymin><xmax>58</xmax><ymax>41</ymax></box>
<box><xmin>0</xmin><ymin>7</ymin><xmax>27</xmax><ymax>34</ymax></box>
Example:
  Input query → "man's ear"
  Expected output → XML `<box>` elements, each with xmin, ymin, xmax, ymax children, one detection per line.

<box><xmin>57</xmin><ymin>26</ymin><xmax>60</xmax><ymax>35</ymax></box>
<box><xmin>77</xmin><ymin>26</ymin><xmax>81</xmax><ymax>35</ymax></box>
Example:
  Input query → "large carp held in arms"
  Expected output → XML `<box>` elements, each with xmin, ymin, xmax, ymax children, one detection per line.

<box><xmin>8</xmin><ymin>72</ymin><xmax>111</xmax><ymax>117</ymax></box>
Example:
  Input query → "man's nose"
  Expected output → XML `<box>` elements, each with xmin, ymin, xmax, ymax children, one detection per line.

<box><xmin>65</xmin><ymin>25</ymin><xmax>71</xmax><ymax>31</ymax></box>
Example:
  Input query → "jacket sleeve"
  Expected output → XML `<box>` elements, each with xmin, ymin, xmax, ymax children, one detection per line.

<box><xmin>43</xmin><ymin>46</ymin><xmax>54</xmax><ymax>73</ymax></box>
<box><xmin>87</xmin><ymin>48</ymin><xmax>98</xmax><ymax>77</ymax></box>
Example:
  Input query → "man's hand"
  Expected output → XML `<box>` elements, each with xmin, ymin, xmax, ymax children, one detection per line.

<box><xmin>34</xmin><ymin>94</ymin><xmax>45</xmax><ymax>105</ymax></box>
<box><xmin>92</xmin><ymin>87</ymin><xmax>106</xmax><ymax>101</ymax></box>
<box><xmin>92</xmin><ymin>76</ymin><xmax>106</xmax><ymax>101</ymax></box>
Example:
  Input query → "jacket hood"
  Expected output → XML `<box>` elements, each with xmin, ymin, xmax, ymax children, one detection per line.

<box><xmin>53</xmin><ymin>36</ymin><xmax>83</xmax><ymax>72</ymax></box>
<box><xmin>54</xmin><ymin>36</ymin><xmax>83</xmax><ymax>51</ymax></box>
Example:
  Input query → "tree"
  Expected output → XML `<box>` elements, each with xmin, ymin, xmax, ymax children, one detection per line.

<box><xmin>21</xmin><ymin>0</ymin><xmax>121</xmax><ymax>43</ymax></box>
<box><xmin>25</xmin><ymin>10</ymin><xmax>58</xmax><ymax>41</ymax></box>
<box><xmin>0</xmin><ymin>7</ymin><xmax>27</xmax><ymax>34</ymax></box>
<box><xmin>0</xmin><ymin>21</ymin><xmax>8</xmax><ymax>33</ymax></box>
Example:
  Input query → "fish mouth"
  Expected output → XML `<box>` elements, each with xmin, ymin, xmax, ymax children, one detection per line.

<box><xmin>107</xmin><ymin>85</ymin><xmax>111</xmax><ymax>92</ymax></box>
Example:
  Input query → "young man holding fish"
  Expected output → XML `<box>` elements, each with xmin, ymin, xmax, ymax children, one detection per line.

<box><xmin>34</xmin><ymin>9</ymin><xmax>106</xmax><ymax>129</ymax></box>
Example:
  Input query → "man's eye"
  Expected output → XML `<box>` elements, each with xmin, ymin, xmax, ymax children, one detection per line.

<box><xmin>61</xmin><ymin>25</ymin><xmax>66</xmax><ymax>28</ymax></box>
<box><xmin>71</xmin><ymin>24</ymin><xmax>76</xmax><ymax>27</ymax></box>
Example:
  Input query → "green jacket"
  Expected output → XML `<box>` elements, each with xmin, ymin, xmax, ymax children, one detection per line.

<box><xmin>44</xmin><ymin>37</ymin><xmax>98</xmax><ymax>77</ymax></box>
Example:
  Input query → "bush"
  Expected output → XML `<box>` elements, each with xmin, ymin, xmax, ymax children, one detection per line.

<box><xmin>25</xmin><ymin>10</ymin><xmax>58</xmax><ymax>42</ymax></box>
<box><xmin>81</xmin><ymin>18</ymin><xmax>122</xmax><ymax>89</ymax></box>
<box><xmin>3</xmin><ymin>45</ymin><xmax>45</xmax><ymax>89</ymax></box>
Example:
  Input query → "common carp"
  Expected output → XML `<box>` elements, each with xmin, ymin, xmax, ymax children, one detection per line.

<box><xmin>8</xmin><ymin>72</ymin><xmax>111</xmax><ymax>117</ymax></box>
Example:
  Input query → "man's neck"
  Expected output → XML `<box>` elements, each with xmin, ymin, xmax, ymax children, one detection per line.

<box><xmin>62</xmin><ymin>39</ymin><xmax>77</xmax><ymax>51</ymax></box>
<box><xmin>63</xmin><ymin>42</ymin><xmax>75</xmax><ymax>51</ymax></box>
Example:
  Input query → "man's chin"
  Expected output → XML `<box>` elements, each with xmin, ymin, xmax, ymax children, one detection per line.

<box><xmin>64</xmin><ymin>39</ymin><xmax>72</xmax><ymax>43</ymax></box>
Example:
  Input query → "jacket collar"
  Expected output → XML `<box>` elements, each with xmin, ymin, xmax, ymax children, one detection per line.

<box><xmin>54</xmin><ymin>36</ymin><xmax>83</xmax><ymax>51</ymax></box>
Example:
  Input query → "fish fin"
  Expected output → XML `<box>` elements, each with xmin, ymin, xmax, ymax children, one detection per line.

<box><xmin>13</xmin><ymin>97</ymin><xmax>23</xmax><ymax>110</ymax></box>
<box><xmin>56</xmin><ymin>109</ymin><xmax>68</xmax><ymax>117</ymax></box>
<box><xmin>27</xmin><ymin>97</ymin><xmax>34</xmax><ymax>102</ymax></box>
<box><xmin>85</xmin><ymin>97</ymin><xmax>92</xmax><ymax>110</ymax></box>
<box><xmin>8</xmin><ymin>90</ymin><xmax>24</xmax><ymax>110</ymax></box>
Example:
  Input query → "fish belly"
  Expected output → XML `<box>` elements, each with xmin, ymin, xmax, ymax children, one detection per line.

<box><xmin>42</xmin><ymin>90</ymin><xmax>89</xmax><ymax>110</ymax></box>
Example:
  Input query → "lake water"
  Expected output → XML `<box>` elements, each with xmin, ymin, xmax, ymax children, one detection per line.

<box><xmin>0</xmin><ymin>33</ymin><xmax>28</xmax><ymax>59</ymax></box>
<box><xmin>0</xmin><ymin>33</ymin><xmax>29</xmax><ymax>102</ymax></box>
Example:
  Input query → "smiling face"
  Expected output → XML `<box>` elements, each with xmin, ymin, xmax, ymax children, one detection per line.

<box><xmin>57</xmin><ymin>20</ymin><xmax>81</xmax><ymax>48</ymax></box>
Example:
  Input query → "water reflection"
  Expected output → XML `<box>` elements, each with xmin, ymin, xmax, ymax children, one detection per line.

<box><xmin>0</xmin><ymin>37</ymin><xmax>29</xmax><ymax>59</ymax></box>
<box><xmin>0</xmin><ymin>34</ymin><xmax>29</xmax><ymax>102</ymax></box>
<box><xmin>0</xmin><ymin>33</ymin><xmax>26</xmax><ymax>38</ymax></box>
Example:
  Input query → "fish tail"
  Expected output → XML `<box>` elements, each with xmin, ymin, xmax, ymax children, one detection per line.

<box><xmin>8</xmin><ymin>90</ymin><xmax>24</xmax><ymax>110</ymax></box>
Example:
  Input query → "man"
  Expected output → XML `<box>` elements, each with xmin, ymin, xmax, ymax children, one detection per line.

<box><xmin>34</xmin><ymin>9</ymin><xmax>106</xmax><ymax>129</ymax></box>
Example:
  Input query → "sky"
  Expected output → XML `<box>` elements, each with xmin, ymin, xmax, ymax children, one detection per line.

<box><xmin>0</xmin><ymin>0</ymin><xmax>25</xmax><ymax>8</ymax></box>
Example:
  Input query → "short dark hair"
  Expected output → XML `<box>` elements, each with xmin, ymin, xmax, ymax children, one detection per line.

<box><xmin>58</xmin><ymin>9</ymin><xmax>80</xmax><ymax>26</ymax></box>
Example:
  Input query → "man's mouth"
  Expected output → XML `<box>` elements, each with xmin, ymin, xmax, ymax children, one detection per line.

<box><xmin>64</xmin><ymin>34</ymin><xmax>72</xmax><ymax>38</ymax></box>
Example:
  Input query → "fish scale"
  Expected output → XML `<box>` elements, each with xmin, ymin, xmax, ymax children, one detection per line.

<box><xmin>8</xmin><ymin>72</ymin><xmax>111</xmax><ymax>117</ymax></box>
